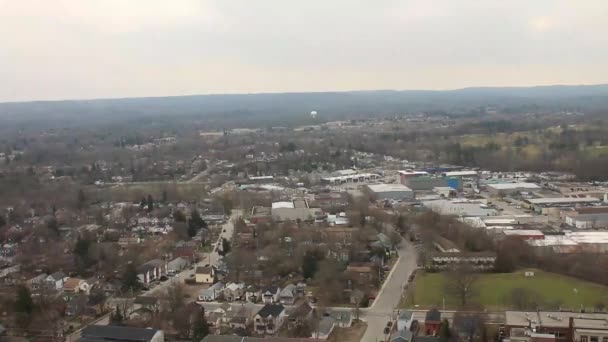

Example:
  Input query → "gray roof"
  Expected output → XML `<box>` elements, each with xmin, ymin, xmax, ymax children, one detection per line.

<box><xmin>391</xmin><ymin>329</ymin><xmax>412</xmax><ymax>342</ymax></box>
<box><xmin>318</xmin><ymin>316</ymin><xmax>336</xmax><ymax>335</ymax></box>
<box><xmin>48</xmin><ymin>271</ymin><xmax>67</xmax><ymax>281</ymax></box>
<box><xmin>426</xmin><ymin>308</ymin><xmax>441</xmax><ymax>322</ymax></box>
<box><xmin>399</xmin><ymin>310</ymin><xmax>413</xmax><ymax>321</ymax></box>
<box><xmin>80</xmin><ymin>325</ymin><xmax>159</xmax><ymax>342</ymax></box>
<box><xmin>257</xmin><ymin>304</ymin><xmax>285</xmax><ymax>318</ymax></box>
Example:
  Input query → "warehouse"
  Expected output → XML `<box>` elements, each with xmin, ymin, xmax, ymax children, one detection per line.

<box><xmin>486</xmin><ymin>182</ymin><xmax>541</xmax><ymax>196</ymax></box>
<box><xmin>365</xmin><ymin>183</ymin><xmax>414</xmax><ymax>201</ymax></box>
<box><xmin>565</xmin><ymin>213</ymin><xmax>608</xmax><ymax>229</ymax></box>
<box><xmin>422</xmin><ymin>199</ymin><xmax>497</xmax><ymax>217</ymax></box>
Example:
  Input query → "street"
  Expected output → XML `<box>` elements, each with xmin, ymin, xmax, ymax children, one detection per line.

<box><xmin>143</xmin><ymin>209</ymin><xmax>241</xmax><ymax>296</ymax></box>
<box><xmin>359</xmin><ymin>237</ymin><xmax>418</xmax><ymax>342</ymax></box>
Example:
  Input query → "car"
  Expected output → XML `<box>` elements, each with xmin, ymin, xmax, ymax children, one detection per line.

<box><xmin>159</xmin><ymin>276</ymin><xmax>168</xmax><ymax>282</ymax></box>
<box><xmin>189</xmin><ymin>274</ymin><xmax>195</xmax><ymax>278</ymax></box>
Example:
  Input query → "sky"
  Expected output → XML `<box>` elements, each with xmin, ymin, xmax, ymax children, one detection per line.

<box><xmin>1</xmin><ymin>0</ymin><xmax>608</xmax><ymax>102</ymax></box>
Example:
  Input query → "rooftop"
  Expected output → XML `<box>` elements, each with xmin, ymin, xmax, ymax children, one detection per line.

<box><xmin>367</xmin><ymin>183</ymin><xmax>413</xmax><ymax>193</ymax></box>
<box><xmin>80</xmin><ymin>325</ymin><xmax>159</xmax><ymax>342</ymax></box>
<box><xmin>487</xmin><ymin>182</ymin><xmax>541</xmax><ymax>190</ymax></box>
<box><xmin>527</xmin><ymin>197</ymin><xmax>600</xmax><ymax>205</ymax></box>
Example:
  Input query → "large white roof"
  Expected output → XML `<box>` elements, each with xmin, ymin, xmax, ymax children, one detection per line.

<box><xmin>527</xmin><ymin>197</ymin><xmax>600</xmax><ymax>205</ymax></box>
<box><xmin>367</xmin><ymin>183</ymin><xmax>413</xmax><ymax>193</ymax></box>
<box><xmin>487</xmin><ymin>182</ymin><xmax>541</xmax><ymax>190</ymax></box>
<box><xmin>272</xmin><ymin>201</ymin><xmax>294</xmax><ymax>209</ymax></box>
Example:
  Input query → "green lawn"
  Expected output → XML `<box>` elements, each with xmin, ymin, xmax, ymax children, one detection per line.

<box><xmin>403</xmin><ymin>269</ymin><xmax>608</xmax><ymax>310</ymax></box>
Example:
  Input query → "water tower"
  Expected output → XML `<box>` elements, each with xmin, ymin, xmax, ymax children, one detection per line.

<box><xmin>310</xmin><ymin>110</ymin><xmax>318</xmax><ymax>119</ymax></box>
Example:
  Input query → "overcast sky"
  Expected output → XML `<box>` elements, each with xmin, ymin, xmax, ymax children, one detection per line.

<box><xmin>1</xmin><ymin>0</ymin><xmax>607</xmax><ymax>102</ymax></box>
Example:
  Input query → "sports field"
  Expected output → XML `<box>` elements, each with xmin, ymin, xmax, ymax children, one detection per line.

<box><xmin>403</xmin><ymin>269</ymin><xmax>608</xmax><ymax>310</ymax></box>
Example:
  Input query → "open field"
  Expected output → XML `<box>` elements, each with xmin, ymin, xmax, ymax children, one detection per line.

<box><xmin>403</xmin><ymin>269</ymin><xmax>608</xmax><ymax>310</ymax></box>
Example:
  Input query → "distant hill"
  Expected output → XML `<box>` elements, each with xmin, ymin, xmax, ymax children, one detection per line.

<box><xmin>1</xmin><ymin>84</ymin><xmax>607</xmax><ymax>127</ymax></box>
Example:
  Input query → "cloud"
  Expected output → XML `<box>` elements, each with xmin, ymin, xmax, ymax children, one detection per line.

<box><xmin>0</xmin><ymin>0</ymin><xmax>607</xmax><ymax>101</ymax></box>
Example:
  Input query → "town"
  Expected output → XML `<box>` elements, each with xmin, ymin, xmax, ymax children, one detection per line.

<box><xmin>2</xmin><ymin>109</ymin><xmax>608</xmax><ymax>342</ymax></box>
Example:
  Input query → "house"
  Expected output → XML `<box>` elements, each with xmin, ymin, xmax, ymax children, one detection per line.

<box><xmin>27</xmin><ymin>273</ymin><xmax>48</xmax><ymax>291</ymax></box>
<box><xmin>245</xmin><ymin>285</ymin><xmax>262</xmax><ymax>302</ymax></box>
<box><xmin>173</xmin><ymin>246</ymin><xmax>197</xmax><ymax>261</ymax></box>
<box><xmin>134</xmin><ymin>296</ymin><xmax>160</xmax><ymax>312</ymax></box>
<box><xmin>198</xmin><ymin>282</ymin><xmax>225</xmax><ymax>302</ymax></box>
<box><xmin>279</xmin><ymin>284</ymin><xmax>297</xmax><ymax>305</ymax></box>
<box><xmin>424</xmin><ymin>308</ymin><xmax>442</xmax><ymax>336</ymax></box>
<box><xmin>46</xmin><ymin>271</ymin><xmax>67</xmax><ymax>291</ymax></box>
<box><xmin>261</xmin><ymin>286</ymin><xmax>281</xmax><ymax>304</ymax></box>
<box><xmin>63</xmin><ymin>278</ymin><xmax>90</xmax><ymax>294</ymax></box>
<box><xmin>0</xmin><ymin>262</ymin><xmax>20</xmax><ymax>278</ymax></box>
<box><xmin>137</xmin><ymin>259</ymin><xmax>167</xmax><ymax>284</ymax></box>
<box><xmin>397</xmin><ymin>310</ymin><xmax>414</xmax><ymax>332</ymax></box>
<box><xmin>254</xmin><ymin>304</ymin><xmax>286</xmax><ymax>335</ymax></box>
<box><xmin>286</xmin><ymin>303</ymin><xmax>313</xmax><ymax>329</ymax></box>
<box><xmin>391</xmin><ymin>329</ymin><xmax>413</xmax><ymax>342</ymax></box>
<box><xmin>330</xmin><ymin>310</ymin><xmax>353</xmax><ymax>328</ymax></box>
<box><xmin>79</xmin><ymin>325</ymin><xmax>164</xmax><ymax>342</ymax></box>
<box><xmin>346</xmin><ymin>263</ymin><xmax>374</xmax><ymax>284</ymax></box>
<box><xmin>66</xmin><ymin>293</ymin><xmax>99</xmax><ymax>317</ymax></box>
<box><xmin>227</xmin><ymin>302</ymin><xmax>258</xmax><ymax>330</ymax></box>
<box><xmin>195</xmin><ymin>266</ymin><xmax>214</xmax><ymax>284</ymax></box>
<box><xmin>167</xmin><ymin>257</ymin><xmax>190</xmax><ymax>273</ymax></box>
<box><xmin>223</xmin><ymin>283</ymin><xmax>246</xmax><ymax>301</ymax></box>
<box><xmin>313</xmin><ymin>316</ymin><xmax>336</xmax><ymax>340</ymax></box>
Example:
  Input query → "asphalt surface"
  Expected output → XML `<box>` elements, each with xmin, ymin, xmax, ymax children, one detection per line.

<box><xmin>359</xmin><ymin>237</ymin><xmax>418</xmax><ymax>342</ymax></box>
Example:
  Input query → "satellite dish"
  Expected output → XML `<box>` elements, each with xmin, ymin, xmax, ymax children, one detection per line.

<box><xmin>310</xmin><ymin>110</ymin><xmax>318</xmax><ymax>119</ymax></box>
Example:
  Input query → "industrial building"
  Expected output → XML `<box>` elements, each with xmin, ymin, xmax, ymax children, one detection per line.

<box><xmin>402</xmin><ymin>176</ymin><xmax>462</xmax><ymax>191</ymax></box>
<box><xmin>320</xmin><ymin>172</ymin><xmax>380</xmax><ymax>185</ymax></box>
<box><xmin>422</xmin><ymin>199</ymin><xmax>497</xmax><ymax>217</ymax></box>
<box><xmin>271</xmin><ymin>199</ymin><xmax>322</xmax><ymax>222</ymax></box>
<box><xmin>525</xmin><ymin>196</ymin><xmax>602</xmax><ymax>216</ymax></box>
<box><xmin>365</xmin><ymin>183</ymin><xmax>414</xmax><ymax>201</ymax></box>
<box><xmin>486</xmin><ymin>182</ymin><xmax>541</xmax><ymax>196</ymax></box>
<box><xmin>565</xmin><ymin>213</ymin><xmax>608</xmax><ymax>229</ymax></box>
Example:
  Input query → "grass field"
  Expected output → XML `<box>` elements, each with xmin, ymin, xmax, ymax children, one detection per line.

<box><xmin>403</xmin><ymin>269</ymin><xmax>608</xmax><ymax>310</ymax></box>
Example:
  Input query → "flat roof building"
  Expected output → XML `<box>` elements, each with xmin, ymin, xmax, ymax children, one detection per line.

<box><xmin>486</xmin><ymin>182</ymin><xmax>541</xmax><ymax>195</ymax></box>
<box><xmin>366</xmin><ymin>183</ymin><xmax>414</xmax><ymax>201</ymax></box>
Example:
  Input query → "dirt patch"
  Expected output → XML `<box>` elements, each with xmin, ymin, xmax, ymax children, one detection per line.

<box><xmin>328</xmin><ymin>321</ymin><xmax>368</xmax><ymax>342</ymax></box>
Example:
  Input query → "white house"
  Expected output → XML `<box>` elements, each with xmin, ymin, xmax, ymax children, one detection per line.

<box><xmin>45</xmin><ymin>271</ymin><xmax>67</xmax><ymax>291</ymax></box>
<box><xmin>198</xmin><ymin>282</ymin><xmax>225</xmax><ymax>302</ymax></box>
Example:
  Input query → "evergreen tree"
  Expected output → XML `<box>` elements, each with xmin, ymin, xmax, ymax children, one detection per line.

<box><xmin>191</xmin><ymin>308</ymin><xmax>209</xmax><ymax>341</ymax></box>
<box><xmin>77</xmin><ymin>189</ymin><xmax>86</xmax><ymax>210</ymax></box>
<box><xmin>439</xmin><ymin>318</ymin><xmax>452</xmax><ymax>342</ymax></box>
<box><xmin>191</xmin><ymin>209</ymin><xmax>207</xmax><ymax>229</ymax></box>
<box><xmin>147</xmin><ymin>194</ymin><xmax>154</xmax><ymax>212</ymax></box>
<box><xmin>173</xmin><ymin>210</ymin><xmax>187</xmax><ymax>222</ymax></box>
<box><xmin>47</xmin><ymin>217</ymin><xmax>59</xmax><ymax>236</ymax></box>
<box><xmin>122</xmin><ymin>263</ymin><xmax>141</xmax><ymax>292</ymax></box>
<box><xmin>139</xmin><ymin>197</ymin><xmax>146</xmax><ymax>210</ymax></box>
<box><xmin>15</xmin><ymin>285</ymin><xmax>34</xmax><ymax>314</ymax></box>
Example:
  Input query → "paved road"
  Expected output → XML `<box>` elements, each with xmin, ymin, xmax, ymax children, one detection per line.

<box><xmin>359</xmin><ymin>237</ymin><xmax>418</xmax><ymax>342</ymax></box>
<box><xmin>143</xmin><ymin>209</ymin><xmax>241</xmax><ymax>296</ymax></box>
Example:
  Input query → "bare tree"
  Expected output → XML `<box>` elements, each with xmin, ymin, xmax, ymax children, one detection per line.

<box><xmin>444</xmin><ymin>264</ymin><xmax>478</xmax><ymax>307</ymax></box>
<box><xmin>453</xmin><ymin>311</ymin><xmax>486</xmax><ymax>342</ymax></box>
